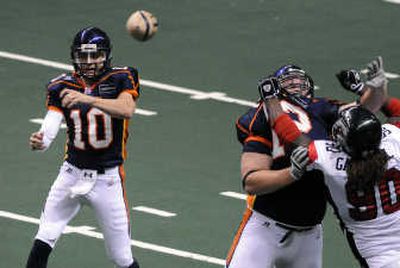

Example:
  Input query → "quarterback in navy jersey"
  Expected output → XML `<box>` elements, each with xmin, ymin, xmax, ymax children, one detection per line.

<box><xmin>46</xmin><ymin>66</ymin><xmax>139</xmax><ymax>170</ymax></box>
<box><xmin>226</xmin><ymin>62</ymin><xmax>386</xmax><ymax>268</ymax></box>
<box><xmin>27</xmin><ymin>27</ymin><xmax>140</xmax><ymax>268</ymax></box>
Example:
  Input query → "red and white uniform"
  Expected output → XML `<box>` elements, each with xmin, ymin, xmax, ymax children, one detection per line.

<box><xmin>309</xmin><ymin>123</ymin><xmax>400</xmax><ymax>268</ymax></box>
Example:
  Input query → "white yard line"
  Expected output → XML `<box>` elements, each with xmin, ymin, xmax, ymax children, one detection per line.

<box><xmin>133</xmin><ymin>109</ymin><xmax>158</xmax><ymax>116</ymax></box>
<box><xmin>219</xmin><ymin>191</ymin><xmax>247</xmax><ymax>200</ymax></box>
<box><xmin>0</xmin><ymin>210</ymin><xmax>225</xmax><ymax>266</ymax></box>
<box><xmin>383</xmin><ymin>0</ymin><xmax>400</xmax><ymax>4</ymax></box>
<box><xmin>63</xmin><ymin>225</ymin><xmax>97</xmax><ymax>234</ymax></box>
<box><xmin>3</xmin><ymin>50</ymin><xmax>399</xmax><ymax>108</ymax></box>
<box><xmin>132</xmin><ymin>206</ymin><xmax>177</xmax><ymax>217</ymax></box>
<box><xmin>0</xmin><ymin>50</ymin><xmax>258</xmax><ymax>108</ymax></box>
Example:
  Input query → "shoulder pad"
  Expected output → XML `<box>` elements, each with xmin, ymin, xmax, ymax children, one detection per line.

<box><xmin>49</xmin><ymin>73</ymin><xmax>67</xmax><ymax>83</ymax></box>
<box><xmin>47</xmin><ymin>73</ymin><xmax>78</xmax><ymax>91</ymax></box>
<box><xmin>236</xmin><ymin>105</ymin><xmax>270</xmax><ymax>142</ymax></box>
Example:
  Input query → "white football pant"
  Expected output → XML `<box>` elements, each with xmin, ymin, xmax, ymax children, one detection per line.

<box><xmin>35</xmin><ymin>162</ymin><xmax>134</xmax><ymax>267</ymax></box>
<box><xmin>226</xmin><ymin>209</ymin><xmax>322</xmax><ymax>268</ymax></box>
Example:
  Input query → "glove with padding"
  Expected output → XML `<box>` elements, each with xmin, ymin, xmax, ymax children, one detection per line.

<box><xmin>289</xmin><ymin>146</ymin><xmax>310</xmax><ymax>181</ymax></box>
<box><xmin>365</xmin><ymin>56</ymin><xmax>387</xmax><ymax>89</ymax></box>
<box><xmin>336</xmin><ymin>69</ymin><xmax>364</xmax><ymax>95</ymax></box>
<box><xmin>258</xmin><ymin>76</ymin><xmax>280</xmax><ymax>101</ymax></box>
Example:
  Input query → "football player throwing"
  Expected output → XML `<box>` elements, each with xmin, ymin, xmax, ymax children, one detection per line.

<box><xmin>27</xmin><ymin>27</ymin><xmax>140</xmax><ymax>268</ymax></box>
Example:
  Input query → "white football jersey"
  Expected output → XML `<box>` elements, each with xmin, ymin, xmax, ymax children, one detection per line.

<box><xmin>310</xmin><ymin>123</ymin><xmax>400</xmax><ymax>260</ymax></box>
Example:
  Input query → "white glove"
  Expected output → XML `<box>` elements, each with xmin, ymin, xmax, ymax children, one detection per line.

<box><xmin>290</xmin><ymin>146</ymin><xmax>310</xmax><ymax>180</ymax></box>
<box><xmin>365</xmin><ymin>56</ymin><xmax>387</xmax><ymax>89</ymax></box>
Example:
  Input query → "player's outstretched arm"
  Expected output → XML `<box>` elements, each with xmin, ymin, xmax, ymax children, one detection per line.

<box><xmin>60</xmin><ymin>89</ymin><xmax>136</xmax><ymax>119</ymax></box>
<box><xmin>336</xmin><ymin>56</ymin><xmax>388</xmax><ymax>113</ymax></box>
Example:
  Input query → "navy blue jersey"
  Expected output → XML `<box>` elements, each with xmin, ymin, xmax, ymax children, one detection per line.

<box><xmin>46</xmin><ymin>67</ymin><xmax>140</xmax><ymax>171</ymax></box>
<box><xmin>236</xmin><ymin>97</ymin><xmax>342</xmax><ymax>226</ymax></box>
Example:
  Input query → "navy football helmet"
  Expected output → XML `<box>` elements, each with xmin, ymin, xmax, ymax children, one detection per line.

<box><xmin>71</xmin><ymin>27</ymin><xmax>112</xmax><ymax>79</ymax></box>
<box><xmin>332</xmin><ymin>106</ymin><xmax>382</xmax><ymax>158</ymax></box>
<box><xmin>273</xmin><ymin>65</ymin><xmax>314</xmax><ymax>108</ymax></box>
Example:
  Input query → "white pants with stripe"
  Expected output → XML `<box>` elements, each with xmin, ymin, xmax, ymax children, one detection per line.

<box><xmin>226</xmin><ymin>209</ymin><xmax>322</xmax><ymax>268</ymax></box>
<box><xmin>35</xmin><ymin>162</ymin><xmax>134</xmax><ymax>267</ymax></box>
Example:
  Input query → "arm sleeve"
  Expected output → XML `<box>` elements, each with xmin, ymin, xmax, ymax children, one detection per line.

<box><xmin>383</xmin><ymin>98</ymin><xmax>400</xmax><ymax>117</ymax></box>
<box><xmin>306</xmin><ymin>141</ymin><xmax>319</xmax><ymax>171</ymax></box>
<box><xmin>39</xmin><ymin>110</ymin><xmax>64</xmax><ymax>151</ymax></box>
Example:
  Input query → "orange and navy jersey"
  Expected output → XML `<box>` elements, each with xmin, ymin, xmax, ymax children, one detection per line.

<box><xmin>236</xmin><ymin>97</ymin><xmax>342</xmax><ymax>226</ymax></box>
<box><xmin>46</xmin><ymin>66</ymin><xmax>140</xmax><ymax>170</ymax></box>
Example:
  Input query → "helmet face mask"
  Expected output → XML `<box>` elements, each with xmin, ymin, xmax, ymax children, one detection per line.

<box><xmin>279</xmin><ymin>71</ymin><xmax>313</xmax><ymax>97</ymax></box>
<box><xmin>274</xmin><ymin>65</ymin><xmax>314</xmax><ymax>107</ymax></box>
<box><xmin>332</xmin><ymin>106</ymin><xmax>382</xmax><ymax>158</ymax></box>
<box><xmin>71</xmin><ymin>27</ymin><xmax>112</xmax><ymax>80</ymax></box>
<box><xmin>72</xmin><ymin>49</ymin><xmax>107</xmax><ymax>79</ymax></box>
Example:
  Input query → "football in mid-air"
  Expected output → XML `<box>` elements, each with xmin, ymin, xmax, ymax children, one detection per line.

<box><xmin>126</xmin><ymin>10</ymin><xmax>158</xmax><ymax>41</ymax></box>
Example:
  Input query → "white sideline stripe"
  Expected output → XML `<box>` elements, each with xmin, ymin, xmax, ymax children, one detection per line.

<box><xmin>0</xmin><ymin>50</ymin><xmax>257</xmax><ymax>108</ymax></box>
<box><xmin>383</xmin><ymin>0</ymin><xmax>400</xmax><ymax>4</ymax></box>
<box><xmin>0</xmin><ymin>210</ymin><xmax>225</xmax><ymax>266</ymax></box>
<box><xmin>220</xmin><ymin>191</ymin><xmax>247</xmax><ymax>200</ymax></box>
<box><xmin>134</xmin><ymin>109</ymin><xmax>158</xmax><ymax>116</ymax></box>
<box><xmin>0</xmin><ymin>51</ymin><xmax>74</xmax><ymax>71</ymax></box>
<box><xmin>2</xmin><ymin>51</ymin><xmax>400</xmax><ymax>107</ymax></box>
<box><xmin>132</xmin><ymin>206</ymin><xmax>177</xmax><ymax>217</ymax></box>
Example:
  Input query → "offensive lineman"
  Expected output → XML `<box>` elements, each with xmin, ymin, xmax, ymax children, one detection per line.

<box><xmin>226</xmin><ymin>59</ymin><xmax>385</xmax><ymax>268</ymax></box>
<box><xmin>26</xmin><ymin>27</ymin><xmax>140</xmax><ymax>268</ymax></box>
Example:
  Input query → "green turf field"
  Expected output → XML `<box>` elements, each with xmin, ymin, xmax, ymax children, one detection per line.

<box><xmin>1</xmin><ymin>0</ymin><xmax>400</xmax><ymax>267</ymax></box>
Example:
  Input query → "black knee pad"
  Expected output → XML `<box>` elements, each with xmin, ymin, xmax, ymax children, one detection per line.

<box><xmin>26</xmin><ymin>239</ymin><xmax>52</xmax><ymax>268</ymax></box>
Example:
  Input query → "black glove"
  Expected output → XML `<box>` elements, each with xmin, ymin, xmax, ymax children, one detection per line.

<box><xmin>365</xmin><ymin>56</ymin><xmax>387</xmax><ymax>89</ymax></box>
<box><xmin>336</xmin><ymin>69</ymin><xmax>364</xmax><ymax>95</ymax></box>
<box><xmin>257</xmin><ymin>76</ymin><xmax>280</xmax><ymax>101</ymax></box>
<box><xmin>289</xmin><ymin>146</ymin><xmax>310</xmax><ymax>181</ymax></box>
